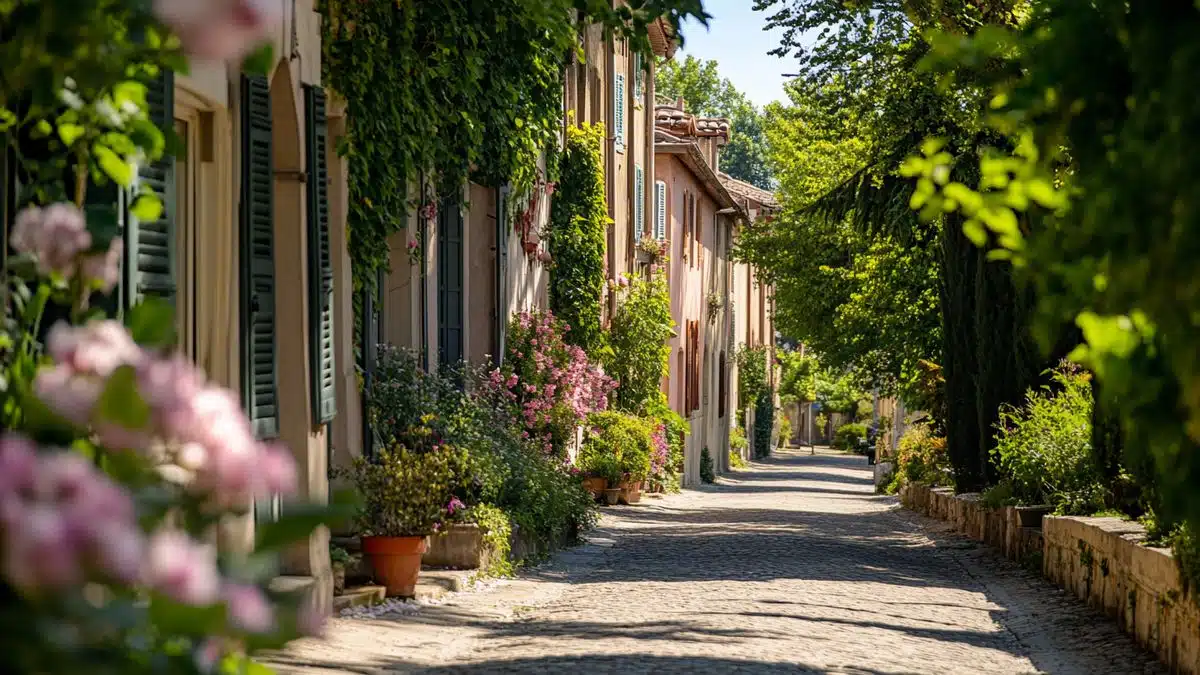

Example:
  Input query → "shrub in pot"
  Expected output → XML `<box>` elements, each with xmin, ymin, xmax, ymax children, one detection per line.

<box><xmin>343</xmin><ymin>442</ymin><xmax>470</xmax><ymax>597</ymax></box>
<box><xmin>582</xmin><ymin>412</ymin><xmax>653</xmax><ymax>504</ymax></box>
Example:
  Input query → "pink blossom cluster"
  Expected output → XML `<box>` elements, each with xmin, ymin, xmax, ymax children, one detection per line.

<box><xmin>0</xmin><ymin>434</ymin><xmax>295</xmax><ymax>637</ymax></box>
<box><xmin>153</xmin><ymin>0</ymin><xmax>280</xmax><ymax>62</ymax></box>
<box><xmin>650</xmin><ymin>423</ymin><xmax>670</xmax><ymax>478</ymax></box>
<box><xmin>492</xmin><ymin>311</ymin><xmax>616</xmax><ymax>452</ymax></box>
<box><xmin>10</xmin><ymin>203</ymin><xmax>122</xmax><ymax>292</ymax></box>
<box><xmin>35</xmin><ymin>320</ymin><xmax>297</xmax><ymax>506</ymax></box>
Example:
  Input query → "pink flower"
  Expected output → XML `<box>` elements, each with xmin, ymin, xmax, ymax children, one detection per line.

<box><xmin>33</xmin><ymin>365</ymin><xmax>102</xmax><ymax>427</ymax></box>
<box><xmin>259</xmin><ymin>442</ymin><xmax>299</xmax><ymax>496</ymax></box>
<box><xmin>407</xmin><ymin>239</ymin><xmax>418</xmax><ymax>250</ymax></box>
<box><xmin>222</xmin><ymin>582</ymin><xmax>275</xmax><ymax>633</ymax></box>
<box><xmin>153</xmin><ymin>0</ymin><xmax>280</xmax><ymax>62</ymax></box>
<box><xmin>46</xmin><ymin>320</ymin><xmax>144</xmax><ymax>377</ymax></box>
<box><xmin>446</xmin><ymin>497</ymin><xmax>465</xmax><ymax>515</ymax></box>
<box><xmin>144</xmin><ymin>530</ymin><xmax>221</xmax><ymax>606</ymax></box>
<box><xmin>10</xmin><ymin>204</ymin><xmax>91</xmax><ymax>277</ymax></box>
<box><xmin>4</xmin><ymin>504</ymin><xmax>80</xmax><ymax>590</ymax></box>
<box><xmin>79</xmin><ymin>237</ymin><xmax>123</xmax><ymax>293</ymax></box>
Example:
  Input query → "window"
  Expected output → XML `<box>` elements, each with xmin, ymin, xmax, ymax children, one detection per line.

<box><xmin>613</xmin><ymin>72</ymin><xmax>626</xmax><ymax>153</ymax></box>
<box><xmin>633</xmin><ymin>52</ymin><xmax>645</xmax><ymax>102</ymax></box>
<box><xmin>718</xmin><ymin>351</ymin><xmax>727</xmax><ymax>418</ymax></box>
<box><xmin>654</xmin><ymin>180</ymin><xmax>666</xmax><ymax>240</ymax></box>
<box><xmin>634</xmin><ymin>165</ymin><xmax>644</xmax><ymax>242</ymax></box>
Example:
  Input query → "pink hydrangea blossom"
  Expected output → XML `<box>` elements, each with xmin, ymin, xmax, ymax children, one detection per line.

<box><xmin>9</xmin><ymin>204</ymin><xmax>91</xmax><ymax>277</ymax></box>
<box><xmin>79</xmin><ymin>237</ymin><xmax>123</xmax><ymax>293</ymax></box>
<box><xmin>144</xmin><ymin>529</ymin><xmax>221</xmax><ymax>605</ymax></box>
<box><xmin>222</xmin><ymin>582</ymin><xmax>275</xmax><ymax>633</ymax></box>
<box><xmin>153</xmin><ymin>0</ymin><xmax>280</xmax><ymax>62</ymax></box>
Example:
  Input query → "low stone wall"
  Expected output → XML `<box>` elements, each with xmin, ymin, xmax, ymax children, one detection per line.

<box><xmin>1044</xmin><ymin>516</ymin><xmax>1200</xmax><ymax>673</ymax></box>
<box><xmin>899</xmin><ymin>484</ymin><xmax>1045</xmax><ymax>565</ymax></box>
<box><xmin>902</xmin><ymin>483</ymin><xmax>1200</xmax><ymax>673</ymax></box>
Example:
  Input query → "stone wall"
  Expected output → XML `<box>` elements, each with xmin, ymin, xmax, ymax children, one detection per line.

<box><xmin>1044</xmin><ymin>516</ymin><xmax>1200</xmax><ymax>673</ymax></box>
<box><xmin>901</xmin><ymin>482</ymin><xmax>1200</xmax><ymax>674</ymax></box>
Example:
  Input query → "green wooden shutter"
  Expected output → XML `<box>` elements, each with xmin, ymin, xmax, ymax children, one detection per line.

<box><xmin>634</xmin><ymin>165</ymin><xmax>644</xmax><ymax>242</ymax></box>
<box><xmin>305</xmin><ymin>84</ymin><xmax>336</xmax><ymax>424</ymax></box>
<box><xmin>496</xmin><ymin>185</ymin><xmax>510</xmax><ymax>366</ymax></box>
<box><xmin>614</xmin><ymin>73</ymin><xmax>626</xmax><ymax>152</ymax></box>
<box><xmin>240</xmin><ymin>74</ymin><xmax>279</xmax><ymax>440</ymax></box>
<box><xmin>655</xmin><ymin>180</ymin><xmax>666</xmax><ymax>240</ymax></box>
<box><xmin>437</xmin><ymin>198</ymin><xmax>464</xmax><ymax>368</ymax></box>
<box><xmin>126</xmin><ymin>69</ymin><xmax>176</xmax><ymax>309</ymax></box>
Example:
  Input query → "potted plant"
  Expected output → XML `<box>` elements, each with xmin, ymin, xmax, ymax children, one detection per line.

<box><xmin>330</xmin><ymin>545</ymin><xmax>353</xmax><ymax>595</ymax></box>
<box><xmin>343</xmin><ymin>442</ymin><xmax>470</xmax><ymax>597</ymax></box>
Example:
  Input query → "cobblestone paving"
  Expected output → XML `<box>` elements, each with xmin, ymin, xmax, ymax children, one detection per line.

<box><xmin>273</xmin><ymin>449</ymin><xmax>1166</xmax><ymax>674</ymax></box>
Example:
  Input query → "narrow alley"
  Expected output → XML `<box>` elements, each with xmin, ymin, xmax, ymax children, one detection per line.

<box><xmin>271</xmin><ymin>450</ymin><xmax>1163</xmax><ymax>674</ymax></box>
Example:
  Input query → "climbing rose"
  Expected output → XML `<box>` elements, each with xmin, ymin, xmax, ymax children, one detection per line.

<box><xmin>143</xmin><ymin>529</ymin><xmax>221</xmax><ymax>606</ymax></box>
<box><xmin>153</xmin><ymin>0</ymin><xmax>280</xmax><ymax>61</ymax></box>
<box><xmin>9</xmin><ymin>204</ymin><xmax>90</xmax><ymax>277</ymax></box>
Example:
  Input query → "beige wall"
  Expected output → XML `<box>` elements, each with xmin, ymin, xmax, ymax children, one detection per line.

<box><xmin>176</xmin><ymin>0</ymin><xmax>334</xmax><ymax>615</ymax></box>
<box><xmin>466</xmin><ymin>183</ymin><xmax>497</xmax><ymax>363</ymax></box>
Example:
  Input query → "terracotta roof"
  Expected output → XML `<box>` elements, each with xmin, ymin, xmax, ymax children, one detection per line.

<box><xmin>647</xmin><ymin>17</ymin><xmax>678</xmax><ymax>59</ymax></box>
<box><xmin>654</xmin><ymin>104</ymin><xmax>730</xmax><ymax>142</ymax></box>
<box><xmin>719</xmin><ymin>172</ymin><xmax>779</xmax><ymax>211</ymax></box>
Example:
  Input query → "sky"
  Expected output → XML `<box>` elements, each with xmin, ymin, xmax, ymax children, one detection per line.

<box><xmin>674</xmin><ymin>0</ymin><xmax>798</xmax><ymax>109</ymax></box>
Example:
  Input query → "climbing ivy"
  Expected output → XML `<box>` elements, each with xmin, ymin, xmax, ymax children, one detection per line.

<box><xmin>736</xmin><ymin>344</ymin><xmax>770</xmax><ymax>410</ymax></box>
<box><xmin>607</xmin><ymin>274</ymin><xmax>674</xmax><ymax>414</ymax></box>
<box><xmin>548</xmin><ymin>122</ymin><xmax>609</xmax><ymax>355</ymax></box>
<box><xmin>319</xmin><ymin>0</ymin><xmax>710</xmax><ymax>292</ymax></box>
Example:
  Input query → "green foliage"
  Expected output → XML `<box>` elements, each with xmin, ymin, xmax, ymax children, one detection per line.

<box><xmin>778</xmin><ymin>415</ymin><xmax>792</xmax><ymax>448</ymax></box>
<box><xmin>655</xmin><ymin>55</ymin><xmax>774</xmax><ymax>189</ymax></box>
<box><xmin>730</xmin><ymin>424</ymin><xmax>749</xmax><ymax>454</ymax></box>
<box><xmin>548</xmin><ymin>122</ymin><xmax>609</xmax><ymax>355</ymax></box>
<box><xmin>646</xmin><ymin>394</ymin><xmax>687</xmax><ymax>490</ymax></box>
<box><xmin>736</xmin><ymin>344</ymin><xmax>770</xmax><ymax>409</ymax></box>
<box><xmin>893</xmin><ymin>422</ymin><xmax>953</xmax><ymax>489</ymax></box>
<box><xmin>777</xmin><ymin>350</ymin><xmax>817</xmax><ymax>404</ymax></box>
<box><xmin>580</xmin><ymin>412</ymin><xmax>654</xmax><ymax>482</ymax></box>
<box><xmin>991</xmin><ymin>363</ymin><xmax>1106</xmax><ymax>515</ymax></box>
<box><xmin>895</xmin><ymin>1</ymin><xmax>1200</xmax><ymax>532</ymax></box>
<box><xmin>729</xmin><ymin>448</ymin><xmax>748</xmax><ymax>469</ymax></box>
<box><xmin>344</xmin><ymin>443</ymin><xmax>471</xmax><ymax>537</ymax></box>
<box><xmin>699</xmin><ymin>447</ymin><xmax>715</xmax><ymax>484</ymax></box>
<box><xmin>814</xmin><ymin>368</ymin><xmax>866</xmax><ymax>416</ymax></box>
<box><xmin>461</xmin><ymin>504</ymin><xmax>514</xmax><ymax>578</ymax></box>
<box><xmin>320</xmin><ymin>0</ymin><xmax>708</xmax><ymax>291</ymax></box>
<box><xmin>834</xmin><ymin>423</ymin><xmax>868</xmax><ymax>452</ymax></box>
<box><xmin>754</xmin><ymin>391</ymin><xmax>775</xmax><ymax>459</ymax></box>
<box><xmin>607</xmin><ymin>274</ymin><xmax>674</xmax><ymax>414</ymax></box>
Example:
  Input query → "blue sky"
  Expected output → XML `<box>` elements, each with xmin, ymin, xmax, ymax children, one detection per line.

<box><xmin>675</xmin><ymin>0</ymin><xmax>797</xmax><ymax>109</ymax></box>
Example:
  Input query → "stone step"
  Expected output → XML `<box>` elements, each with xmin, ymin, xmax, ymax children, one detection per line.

<box><xmin>333</xmin><ymin>585</ymin><xmax>385</xmax><ymax>611</ymax></box>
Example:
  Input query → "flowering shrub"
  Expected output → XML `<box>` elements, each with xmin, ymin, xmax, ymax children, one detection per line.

<box><xmin>579</xmin><ymin>412</ymin><xmax>653</xmax><ymax>483</ymax></box>
<box><xmin>342</xmin><ymin>442</ymin><xmax>470</xmax><ymax>537</ymax></box>
<box><xmin>492</xmin><ymin>310</ymin><xmax>615</xmax><ymax>453</ymax></box>
<box><xmin>646</xmin><ymin>395</ymin><xmax>686</xmax><ymax>492</ymax></box>
<box><xmin>0</xmin><ymin>4</ymin><xmax>342</xmax><ymax>672</ymax></box>
<box><xmin>889</xmin><ymin>422</ymin><xmax>953</xmax><ymax>491</ymax></box>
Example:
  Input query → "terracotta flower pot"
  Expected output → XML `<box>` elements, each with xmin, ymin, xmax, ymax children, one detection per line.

<box><xmin>581</xmin><ymin>476</ymin><xmax>608</xmax><ymax>498</ymax></box>
<box><xmin>619</xmin><ymin>480</ymin><xmax>643</xmax><ymax>505</ymax></box>
<box><xmin>362</xmin><ymin>535</ymin><xmax>429</xmax><ymax>597</ymax></box>
<box><xmin>603</xmin><ymin>488</ymin><xmax>621</xmax><ymax>506</ymax></box>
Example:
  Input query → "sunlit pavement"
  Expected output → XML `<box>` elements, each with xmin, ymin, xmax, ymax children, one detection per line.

<box><xmin>271</xmin><ymin>448</ymin><xmax>1164</xmax><ymax>674</ymax></box>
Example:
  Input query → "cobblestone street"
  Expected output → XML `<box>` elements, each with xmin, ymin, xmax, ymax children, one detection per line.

<box><xmin>272</xmin><ymin>449</ymin><xmax>1165</xmax><ymax>674</ymax></box>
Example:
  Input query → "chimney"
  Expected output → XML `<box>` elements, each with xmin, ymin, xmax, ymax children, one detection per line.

<box><xmin>676</xmin><ymin>97</ymin><xmax>686</xmax><ymax>111</ymax></box>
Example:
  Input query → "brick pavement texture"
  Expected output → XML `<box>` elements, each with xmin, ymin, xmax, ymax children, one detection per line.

<box><xmin>270</xmin><ymin>448</ymin><xmax>1167</xmax><ymax>674</ymax></box>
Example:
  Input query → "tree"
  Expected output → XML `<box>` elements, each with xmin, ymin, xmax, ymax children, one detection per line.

<box><xmin>656</xmin><ymin>55</ymin><xmax>774</xmax><ymax>189</ymax></box>
<box><xmin>749</xmin><ymin>0</ymin><xmax>1047</xmax><ymax>490</ymax></box>
<box><xmin>736</xmin><ymin>84</ymin><xmax>942</xmax><ymax>398</ymax></box>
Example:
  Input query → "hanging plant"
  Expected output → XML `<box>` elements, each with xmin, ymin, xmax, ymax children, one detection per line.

<box><xmin>406</xmin><ymin>237</ymin><xmax>422</xmax><ymax>266</ymax></box>
<box><xmin>706</xmin><ymin>291</ymin><xmax>724</xmax><ymax>322</ymax></box>
<box><xmin>636</xmin><ymin>237</ymin><xmax>669</xmax><ymax>260</ymax></box>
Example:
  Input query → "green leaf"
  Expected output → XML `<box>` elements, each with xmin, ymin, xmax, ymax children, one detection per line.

<box><xmin>93</xmin><ymin>145</ymin><xmax>133</xmax><ymax>187</ymax></box>
<box><xmin>130</xmin><ymin>192</ymin><xmax>164</xmax><ymax>222</ymax></box>
<box><xmin>126</xmin><ymin>297</ymin><xmax>177</xmax><ymax>348</ymax></box>
<box><xmin>253</xmin><ymin>491</ymin><xmax>359</xmax><ymax>553</ymax></box>
<box><xmin>242</xmin><ymin>43</ymin><xmax>275</xmax><ymax>76</ymax></box>
<box><xmin>96</xmin><ymin>365</ymin><xmax>151</xmax><ymax>431</ymax></box>
<box><xmin>963</xmin><ymin>219</ymin><xmax>988</xmax><ymax>247</ymax></box>
<box><xmin>58</xmin><ymin>123</ymin><xmax>86</xmax><ymax>147</ymax></box>
<box><xmin>1026</xmin><ymin>178</ymin><xmax>1063</xmax><ymax>209</ymax></box>
<box><xmin>148</xmin><ymin>594</ymin><xmax>227</xmax><ymax>636</ymax></box>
